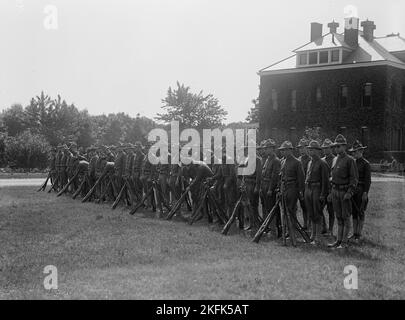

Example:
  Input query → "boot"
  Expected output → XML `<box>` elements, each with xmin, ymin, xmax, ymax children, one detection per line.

<box><xmin>328</xmin><ymin>223</ymin><xmax>343</xmax><ymax>248</ymax></box>
<box><xmin>348</xmin><ymin>218</ymin><xmax>358</xmax><ymax>240</ymax></box>
<box><xmin>339</xmin><ymin>219</ymin><xmax>351</xmax><ymax>248</ymax></box>
<box><xmin>310</xmin><ymin>223</ymin><xmax>319</xmax><ymax>245</ymax></box>
<box><xmin>321</xmin><ymin>216</ymin><xmax>328</xmax><ymax>234</ymax></box>
<box><xmin>357</xmin><ymin>219</ymin><xmax>364</xmax><ymax>240</ymax></box>
<box><xmin>328</xmin><ymin>215</ymin><xmax>335</xmax><ymax>236</ymax></box>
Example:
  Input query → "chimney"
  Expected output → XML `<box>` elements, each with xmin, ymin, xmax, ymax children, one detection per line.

<box><xmin>361</xmin><ymin>19</ymin><xmax>376</xmax><ymax>42</ymax></box>
<box><xmin>344</xmin><ymin>16</ymin><xmax>359</xmax><ymax>47</ymax></box>
<box><xmin>310</xmin><ymin>22</ymin><xmax>323</xmax><ymax>42</ymax></box>
<box><xmin>327</xmin><ymin>20</ymin><xmax>339</xmax><ymax>33</ymax></box>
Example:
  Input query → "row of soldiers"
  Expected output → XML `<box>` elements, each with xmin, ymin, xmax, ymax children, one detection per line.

<box><xmin>44</xmin><ymin>133</ymin><xmax>371</xmax><ymax>249</ymax></box>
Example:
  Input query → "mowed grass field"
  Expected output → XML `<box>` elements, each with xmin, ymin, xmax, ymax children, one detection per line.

<box><xmin>0</xmin><ymin>179</ymin><xmax>404</xmax><ymax>299</ymax></box>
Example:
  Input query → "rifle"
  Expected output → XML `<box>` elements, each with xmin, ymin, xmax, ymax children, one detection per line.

<box><xmin>82</xmin><ymin>171</ymin><xmax>107</xmax><ymax>203</ymax></box>
<box><xmin>166</xmin><ymin>183</ymin><xmax>193</xmax><ymax>220</ymax></box>
<box><xmin>37</xmin><ymin>171</ymin><xmax>51</xmax><ymax>192</ymax></box>
<box><xmin>221</xmin><ymin>194</ymin><xmax>243</xmax><ymax>235</ymax></box>
<box><xmin>48</xmin><ymin>174</ymin><xmax>60</xmax><ymax>193</ymax></box>
<box><xmin>252</xmin><ymin>195</ymin><xmax>281</xmax><ymax>243</ymax></box>
<box><xmin>57</xmin><ymin>170</ymin><xmax>79</xmax><ymax>197</ymax></box>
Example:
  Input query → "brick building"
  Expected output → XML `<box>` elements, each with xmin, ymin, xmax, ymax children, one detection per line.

<box><xmin>258</xmin><ymin>16</ymin><xmax>405</xmax><ymax>162</ymax></box>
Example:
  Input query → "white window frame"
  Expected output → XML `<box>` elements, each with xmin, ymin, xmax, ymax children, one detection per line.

<box><xmin>297</xmin><ymin>48</ymin><xmax>342</xmax><ymax>67</ymax></box>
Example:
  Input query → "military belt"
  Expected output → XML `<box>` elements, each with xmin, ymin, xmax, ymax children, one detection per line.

<box><xmin>305</xmin><ymin>181</ymin><xmax>321</xmax><ymax>187</ymax></box>
<box><xmin>332</xmin><ymin>183</ymin><xmax>350</xmax><ymax>190</ymax></box>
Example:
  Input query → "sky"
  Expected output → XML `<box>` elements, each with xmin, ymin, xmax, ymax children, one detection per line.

<box><xmin>1</xmin><ymin>0</ymin><xmax>404</xmax><ymax>123</ymax></box>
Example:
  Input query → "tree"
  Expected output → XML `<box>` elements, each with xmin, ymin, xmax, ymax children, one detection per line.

<box><xmin>2</xmin><ymin>104</ymin><xmax>27</xmax><ymax>136</ymax></box>
<box><xmin>246</xmin><ymin>98</ymin><xmax>260</xmax><ymax>123</ymax></box>
<box><xmin>156</xmin><ymin>82</ymin><xmax>227</xmax><ymax>130</ymax></box>
<box><xmin>5</xmin><ymin>130</ymin><xmax>51</xmax><ymax>169</ymax></box>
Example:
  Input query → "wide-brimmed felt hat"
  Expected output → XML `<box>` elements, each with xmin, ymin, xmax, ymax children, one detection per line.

<box><xmin>333</xmin><ymin>134</ymin><xmax>347</xmax><ymax>146</ymax></box>
<box><xmin>257</xmin><ymin>138</ymin><xmax>276</xmax><ymax>149</ymax></box>
<box><xmin>278</xmin><ymin>141</ymin><xmax>294</xmax><ymax>150</ymax></box>
<box><xmin>297</xmin><ymin>138</ymin><xmax>309</xmax><ymax>148</ymax></box>
<box><xmin>321</xmin><ymin>139</ymin><xmax>334</xmax><ymax>149</ymax></box>
<box><xmin>307</xmin><ymin>140</ymin><xmax>322</xmax><ymax>150</ymax></box>
<box><xmin>348</xmin><ymin>140</ymin><xmax>367</xmax><ymax>152</ymax></box>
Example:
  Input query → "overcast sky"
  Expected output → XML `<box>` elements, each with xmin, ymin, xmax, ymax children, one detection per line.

<box><xmin>1</xmin><ymin>0</ymin><xmax>404</xmax><ymax>123</ymax></box>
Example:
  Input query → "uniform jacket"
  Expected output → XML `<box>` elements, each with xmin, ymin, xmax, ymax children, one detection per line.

<box><xmin>331</xmin><ymin>152</ymin><xmax>359</xmax><ymax>195</ymax></box>
<box><xmin>261</xmin><ymin>154</ymin><xmax>281</xmax><ymax>193</ymax></box>
<box><xmin>356</xmin><ymin>157</ymin><xmax>371</xmax><ymax>193</ymax></box>
<box><xmin>305</xmin><ymin>156</ymin><xmax>330</xmax><ymax>198</ymax></box>
<box><xmin>280</xmin><ymin>154</ymin><xmax>305</xmax><ymax>192</ymax></box>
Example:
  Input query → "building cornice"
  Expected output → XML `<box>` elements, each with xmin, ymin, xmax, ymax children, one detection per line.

<box><xmin>258</xmin><ymin>60</ymin><xmax>405</xmax><ymax>76</ymax></box>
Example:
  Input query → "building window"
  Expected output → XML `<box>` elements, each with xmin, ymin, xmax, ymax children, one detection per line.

<box><xmin>319</xmin><ymin>51</ymin><xmax>328</xmax><ymax>64</ymax></box>
<box><xmin>309</xmin><ymin>52</ymin><xmax>318</xmax><ymax>65</ymax></box>
<box><xmin>362</xmin><ymin>83</ymin><xmax>372</xmax><ymax>108</ymax></box>
<box><xmin>299</xmin><ymin>53</ymin><xmax>307</xmax><ymax>65</ymax></box>
<box><xmin>291</xmin><ymin>90</ymin><xmax>297</xmax><ymax>111</ymax></box>
<box><xmin>331</xmin><ymin>49</ymin><xmax>340</xmax><ymax>62</ymax></box>
<box><xmin>271</xmin><ymin>89</ymin><xmax>278</xmax><ymax>111</ymax></box>
<box><xmin>339</xmin><ymin>85</ymin><xmax>348</xmax><ymax>108</ymax></box>
<box><xmin>316</xmin><ymin>86</ymin><xmax>322</xmax><ymax>103</ymax></box>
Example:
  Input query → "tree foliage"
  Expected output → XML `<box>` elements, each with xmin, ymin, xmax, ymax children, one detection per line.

<box><xmin>156</xmin><ymin>82</ymin><xmax>227</xmax><ymax>130</ymax></box>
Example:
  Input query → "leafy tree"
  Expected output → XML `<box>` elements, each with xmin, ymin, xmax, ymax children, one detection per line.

<box><xmin>246</xmin><ymin>98</ymin><xmax>260</xmax><ymax>123</ymax></box>
<box><xmin>2</xmin><ymin>104</ymin><xmax>27</xmax><ymax>136</ymax></box>
<box><xmin>156</xmin><ymin>82</ymin><xmax>227</xmax><ymax>130</ymax></box>
<box><xmin>5</xmin><ymin>130</ymin><xmax>51</xmax><ymax>169</ymax></box>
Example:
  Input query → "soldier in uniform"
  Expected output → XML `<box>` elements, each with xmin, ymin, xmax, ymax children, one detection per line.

<box><xmin>348</xmin><ymin>140</ymin><xmax>371</xmax><ymax>241</ymax></box>
<box><xmin>48</xmin><ymin>147</ymin><xmax>57</xmax><ymax>185</ymax></box>
<box><xmin>67</xmin><ymin>142</ymin><xmax>79</xmax><ymax>192</ymax></box>
<box><xmin>60</xmin><ymin>144</ymin><xmax>70</xmax><ymax>189</ymax></box>
<box><xmin>55</xmin><ymin>144</ymin><xmax>63</xmax><ymax>190</ymax></box>
<box><xmin>140</xmin><ymin>143</ymin><xmax>155</xmax><ymax>209</ymax></box>
<box><xmin>297</xmin><ymin>138</ymin><xmax>310</xmax><ymax>230</ymax></box>
<box><xmin>304</xmin><ymin>140</ymin><xmax>330</xmax><ymax>245</ymax></box>
<box><xmin>114</xmin><ymin>143</ymin><xmax>127</xmax><ymax>192</ymax></box>
<box><xmin>209</xmin><ymin>146</ymin><xmax>224</xmax><ymax>210</ymax></box>
<box><xmin>132</xmin><ymin>141</ymin><xmax>145</xmax><ymax>200</ymax></box>
<box><xmin>221</xmin><ymin>147</ymin><xmax>237</xmax><ymax>219</ymax></box>
<box><xmin>328</xmin><ymin>134</ymin><xmax>358</xmax><ymax>249</ymax></box>
<box><xmin>278</xmin><ymin>141</ymin><xmax>305</xmax><ymax>239</ymax></box>
<box><xmin>123</xmin><ymin>143</ymin><xmax>136</xmax><ymax>204</ymax></box>
<box><xmin>157</xmin><ymin>146</ymin><xmax>171</xmax><ymax>210</ymax></box>
<box><xmin>243</xmin><ymin>144</ymin><xmax>263</xmax><ymax>232</ymax></box>
<box><xmin>259</xmin><ymin>139</ymin><xmax>281</xmax><ymax>236</ymax></box>
<box><xmin>87</xmin><ymin>146</ymin><xmax>98</xmax><ymax>194</ymax></box>
<box><xmin>321</xmin><ymin>139</ymin><xmax>335</xmax><ymax>235</ymax></box>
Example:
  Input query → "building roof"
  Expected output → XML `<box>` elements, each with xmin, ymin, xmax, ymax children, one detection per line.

<box><xmin>259</xmin><ymin>29</ymin><xmax>405</xmax><ymax>75</ymax></box>
<box><xmin>293</xmin><ymin>33</ymin><xmax>351</xmax><ymax>52</ymax></box>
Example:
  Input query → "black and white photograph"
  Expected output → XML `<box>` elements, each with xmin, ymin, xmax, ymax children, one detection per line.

<box><xmin>0</xmin><ymin>0</ymin><xmax>404</xmax><ymax>305</ymax></box>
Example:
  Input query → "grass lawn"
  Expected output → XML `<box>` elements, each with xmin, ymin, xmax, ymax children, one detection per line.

<box><xmin>0</xmin><ymin>180</ymin><xmax>404</xmax><ymax>299</ymax></box>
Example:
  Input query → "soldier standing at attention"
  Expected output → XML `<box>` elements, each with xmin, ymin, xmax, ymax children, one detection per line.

<box><xmin>243</xmin><ymin>144</ymin><xmax>263</xmax><ymax>232</ymax></box>
<box><xmin>114</xmin><ymin>144</ymin><xmax>126</xmax><ymax>191</ymax></box>
<box><xmin>321</xmin><ymin>139</ymin><xmax>335</xmax><ymax>235</ymax></box>
<box><xmin>60</xmin><ymin>144</ymin><xmax>70</xmax><ymax>189</ymax></box>
<box><xmin>278</xmin><ymin>141</ymin><xmax>305</xmax><ymax>238</ymax></box>
<box><xmin>348</xmin><ymin>140</ymin><xmax>371</xmax><ymax>242</ymax></box>
<box><xmin>87</xmin><ymin>146</ymin><xmax>98</xmax><ymax>192</ymax></box>
<box><xmin>304</xmin><ymin>140</ymin><xmax>330</xmax><ymax>245</ymax></box>
<box><xmin>48</xmin><ymin>147</ymin><xmax>57</xmax><ymax>185</ymax></box>
<box><xmin>328</xmin><ymin>134</ymin><xmax>358</xmax><ymax>249</ymax></box>
<box><xmin>259</xmin><ymin>139</ymin><xmax>281</xmax><ymax>236</ymax></box>
<box><xmin>132</xmin><ymin>141</ymin><xmax>145</xmax><ymax>200</ymax></box>
<box><xmin>297</xmin><ymin>138</ymin><xmax>310</xmax><ymax>230</ymax></box>
<box><xmin>221</xmin><ymin>147</ymin><xmax>237</xmax><ymax>219</ymax></box>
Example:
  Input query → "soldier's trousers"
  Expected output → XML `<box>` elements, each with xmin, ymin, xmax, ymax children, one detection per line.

<box><xmin>304</xmin><ymin>185</ymin><xmax>322</xmax><ymax>224</ymax></box>
<box><xmin>132</xmin><ymin>171</ymin><xmax>143</xmax><ymax>199</ymax></box>
<box><xmin>168</xmin><ymin>175</ymin><xmax>181</xmax><ymax>203</ymax></box>
<box><xmin>260</xmin><ymin>181</ymin><xmax>281</xmax><ymax>231</ymax></box>
<box><xmin>223</xmin><ymin>177</ymin><xmax>236</xmax><ymax>217</ymax></box>
<box><xmin>331</xmin><ymin>188</ymin><xmax>352</xmax><ymax>243</ymax></box>
<box><xmin>140</xmin><ymin>174</ymin><xmax>153</xmax><ymax>206</ymax></box>
<box><xmin>282</xmin><ymin>186</ymin><xmax>299</xmax><ymax>221</ymax></box>
<box><xmin>245</xmin><ymin>179</ymin><xmax>260</xmax><ymax>228</ymax></box>
<box><xmin>158</xmin><ymin>173</ymin><xmax>170</xmax><ymax>205</ymax></box>
<box><xmin>352</xmin><ymin>185</ymin><xmax>367</xmax><ymax>221</ymax></box>
<box><xmin>322</xmin><ymin>198</ymin><xmax>335</xmax><ymax>231</ymax></box>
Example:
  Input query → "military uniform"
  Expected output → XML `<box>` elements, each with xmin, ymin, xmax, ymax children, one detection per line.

<box><xmin>221</xmin><ymin>158</ymin><xmax>237</xmax><ymax>219</ymax></box>
<box><xmin>304</xmin><ymin>140</ymin><xmax>330</xmax><ymax>243</ymax></box>
<box><xmin>321</xmin><ymin>139</ymin><xmax>335</xmax><ymax>235</ymax></box>
<box><xmin>329</xmin><ymin>135</ymin><xmax>358</xmax><ymax>248</ymax></box>
<box><xmin>132</xmin><ymin>145</ymin><xmax>145</xmax><ymax>199</ymax></box>
<box><xmin>243</xmin><ymin>154</ymin><xmax>262</xmax><ymax>230</ymax></box>
<box><xmin>114</xmin><ymin>146</ymin><xmax>127</xmax><ymax>191</ymax></box>
<box><xmin>297</xmin><ymin>139</ymin><xmax>310</xmax><ymax>229</ymax></box>
<box><xmin>349</xmin><ymin>141</ymin><xmax>371</xmax><ymax>240</ymax></box>
<box><xmin>258</xmin><ymin>139</ymin><xmax>281</xmax><ymax>235</ymax></box>
<box><xmin>279</xmin><ymin>141</ymin><xmax>305</xmax><ymax>231</ymax></box>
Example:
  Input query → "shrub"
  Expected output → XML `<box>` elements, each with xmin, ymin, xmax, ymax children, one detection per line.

<box><xmin>5</xmin><ymin>130</ymin><xmax>51</xmax><ymax>169</ymax></box>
